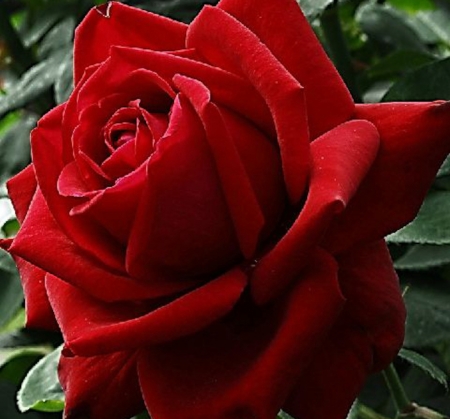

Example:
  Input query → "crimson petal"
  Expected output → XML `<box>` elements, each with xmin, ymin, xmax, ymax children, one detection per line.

<box><xmin>325</xmin><ymin>101</ymin><xmax>450</xmax><ymax>254</ymax></box>
<box><xmin>251</xmin><ymin>120</ymin><xmax>379</xmax><ymax>304</ymax></box>
<box><xmin>187</xmin><ymin>6</ymin><xmax>309</xmax><ymax>203</ymax></box>
<box><xmin>218</xmin><ymin>0</ymin><xmax>354</xmax><ymax>139</ymax></box>
<box><xmin>46</xmin><ymin>269</ymin><xmax>246</xmax><ymax>356</ymax></box>
<box><xmin>9</xmin><ymin>189</ymin><xmax>193</xmax><ymax>301</ymax></box>
<box><xmin>138</xmin><ymin>249</ymin><xmax>343</xmax><ymax>419</ymax></box>
<box><xmin>175</xmin><ymin>75</ymin><xmax>265</xmax><ymax>258</ymax></box>
<box><xmin>285</xmin><ymin>241</ymin><xmax>405</xmax><ymax>419</ymax></box>
<box><xmin>60</xmin><ymin>350</ymin><xmax>143</xmax><ymax>419</ymax></box>
<box><xmin>73</xmin><ymin>2</ymin><xmax>187</xmax><ymax>84</ymax></box>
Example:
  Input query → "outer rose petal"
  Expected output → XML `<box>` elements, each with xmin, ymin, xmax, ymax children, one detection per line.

<box><xmin>251</xmin><ymin>120</ymin><xmax>380</xmax><ymax>304</ymax></box>
<box><xmin>46</xmin><ymin>269</ymin><xmax>247</xmax><ymax>356</ymax></box>
<box><xmin>285</xmin><ymin>241</ymin><xmax>405</xmax><ymax>419</ymax></box>
<box><xmin>218</xmin><ymin>0</ymin><xmax>354</xmax><ymax>139</ymax></box>
<box><xmin>284</xmin><ymin>318</ymin><xmax>373</xmax><ymax>419</ymax></box>
<box><xmin>187</xmin><ymin>6</ymin><xmax>310</xmax><ymax>203</ymax></box>
<box><xmin>138</xmin><ymin>250</ymin><xmax>344</xmax><ymax>419</ymax></box>
<box><xmin>336</xmin><ymin>240</ymin><xmax>406</xmax><ymax>371</ymax></box>
<box><xmin>73</xmin><ymin>2</ymin><xmax>187</xmax><ymax>84</ymax></box>
<box><xmin>16</xmin><ymin>260</ymin><xmax>57</xmax><ymax>330</ymax></box>
<box><xmin>7</xmin><ymin>164</ymin><xmax>37</xmax><ymax>223</ymax></box>
<box><xmin>59</xmin><ymin>350</ymin><xmax>143</xmax><ymax>419</ymax></box>
<box><xmin>325</xmin><ymin>101</ymin><xmax>450</xmax><ymax>254</ymax></box>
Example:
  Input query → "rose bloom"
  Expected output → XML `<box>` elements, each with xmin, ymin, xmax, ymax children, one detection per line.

<box><xmin>2</xmin><ymin>0</ymin><xmax>450</xmax><ymax>418</ymax></box>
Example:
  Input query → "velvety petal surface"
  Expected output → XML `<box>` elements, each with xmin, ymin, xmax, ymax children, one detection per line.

<box><xmin>325</xmin><ymin>101</ymin><xmax>450</xmax><ymax>254</ymax></box>
<box><xmin>73</xmin><ymin>1</ymin><xmax>187</xmax><ymax>84</ymax></box>
<box><xmin>187</xmin><ymin>6</ymin><xmax>310</xmax><ymax>203</ymax></box>
<box><xmin>285</xmin><ymin>241</ymin><xmax>405</xmax><ymax>419</ymax></box>
<box><xmin>9</xmin><ymin>189</ymin><xmax>193</xmax><ymax>301</ymax></box>
<box><xmin>251</xmin><ymin>120</ymin><xmax>380</xmax><ymax>304</ymax></box>
<box><xmin>218</xmin><ymin>0</ymin><xmax>354</xmax><ymax>139</ymax></box>
<box><xmin>175</xmin><ymin>75</ymin><xmax>265</xmax><ymax>258</ymax></box>
<box><xmin>6</xmin><ymin>164</ymin><xmax>37</xmax><ymax>223</ymax></box>
<box><xmin>126</xmin><ymin>96</ymin><xmax>240</xmax><ymax>280</ymax></box>
<box><xmin>46</xmin><ymin>269</ymin><xmax>247</xmax><ymax>356</ymax></box>
<box><xmin>138</xmin><ymin>249</ymin><xmax>344</xmax><ymax>419</ymax></box>
<box><xmin>59</xmin><ymin>350</ymin><xmax>143</xmax><ymax>419</ymax></box>
<box><xmin>31</xmin><ymin>105</ymin><xmax>125</xmax><ymax>272</ymax></box>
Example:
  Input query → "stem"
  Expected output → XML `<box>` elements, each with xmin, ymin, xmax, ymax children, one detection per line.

<box><xmin>319</xmin><ymin>0</ymin><xmax>362</xmax><ymax>102</ymax></box>
<box><xmin>0</xmin><ymin>3</ymin><xmax>34</xmax><ymax>74</ymax></box>
<box><xmin>382</xmin><ymin>364</ymin><xmax>413</xmax><ymax>416</ymax></box>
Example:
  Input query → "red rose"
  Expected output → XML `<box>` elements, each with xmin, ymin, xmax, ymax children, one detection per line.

<box><xmin>2</xmin><ymin>0</ymin><xmax>450</xmax><ymax>418</ymax></box>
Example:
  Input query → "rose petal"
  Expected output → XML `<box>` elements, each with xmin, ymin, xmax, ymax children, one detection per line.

<box><xmin>6</xmin><ymin>164</ymin><xmax>37</xmax><ymax>223</ymax></box>
<box><xmin>31</xmin><ymin>105</ymin><xmax>125</xmax><ymax>272</ymax></box>
<box><xmin>99</xmin><ymin>45</ymin><xmax>274</xmax><ymax>135</ymax></box>
<box><xmin>251</xmin><ymin>120</ymin><xmax>380</xmax><ymax>304</ymax></box>
<box><xmin>325</xmin><ymin>101</ymin><xmax>450</xmax><ymax>254</ymax></box>
<box><xmin>14</xmin><ymin>257</ymin><xmax>57</xmax><ymax>330</ymax></box>
<box><xmin>59</xmin><ymin>350</ymin><xmax>143</xmax><ymax>419</ymax></box>
<box><xmin>218</xmin><ymin>0</ymin><xmax>354</xmax><ymax>139</ymax></box>
<box><xmin>187</xmin><ymin>6</ymin><xmax>310</xmax><ymax>203</ymax></box>
<box><xmin>175</xmin><ymin>75</ymin><xmax>266</xmax><ymax>259</ymax></box>
<box><xmin>336</xmin><ymin>240</ymin><xmax>406</xmax><ymax>371</ymax></box>
<box><xmin>73</xmin><ymin>1</ymin><xmax>187</xmax><ymax>84</ymax></box>
<box><xmin>126</xmin><ymin>96</ymin><xmax>240</xmax><ymax>280</ymax></box>
<box><xmin>9</xmin><ymin>189</ymin><xmax>195</xmax><ymax>301</ymax></box>
<box><xmin>138</xmin><ymin>249</ymin><xmax>343</xmax><ymax>419</ymax></box>
<box><xmin>46</xmin><ymin>268</ymin><xmax>247</xmax><ymax>356</ymax></box>
<box><xmin>285</xmin><ymin>241</ymin><xmax>405</xmax><ymax>419</ymax></box>
<box><xmin>284</xmin><ymin>318</ymin><xmax>373</xmax><ymax>419</ymax></box>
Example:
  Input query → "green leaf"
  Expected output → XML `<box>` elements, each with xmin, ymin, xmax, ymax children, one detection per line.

<box><xmin>54</xmin><ymin>49</ymin><xmax>73</xmax><ymax>104</ymax></box>
<box><xmin>0</xmin><ymin>113</ymin><xmax>36</xmax><ymax>183</ymax></box>
<box><xmin>394</xmin><ymin>244</ymin><xmax>450</xmax><ymax>270</ymax></box>
<box><xmin>0</xmin><ymin>308</ymin><xmax>25</xmax><ymax>334</ymax></box>
<box><xmin>403</xmin><ymin>278</ymin><xmax>450</xmax><ymax>347</ymax></box>
<box><xmin>411</xmin><ymin>10</ymin><xmax>450</xmax><ymax>46</ymax></box>
<box><xmin>398</xmin><ymin>348</ymin><xmax>448</xmax><ymax>391</ymax></box>
<box><xmin>356</xmin><ymin>2</ymin><xmax>426</xmax><ymax>52</ymax></box>
<box><xmin>0</xmin><ymin>346</ymin><xmax>51</xmax><ymax>369</ymax></box>
<box><xmin>17</xmin><ymin>345</ymin><xmax>65</xmax><ymax>413</ymax></box>
<box><xmin>278</xmin><ymin>411</ymin><xmax>295</xmax><ymax>419</ymax></box>
<box><xmin>0</xmin><ymin>252</ymin><xmax>23</xmax><ymax>330</ymax></box>
<box><xmin>0</xmin><ymin>49</ymin><xmax>68</xmax><ymax>117</ymax></box>
<box><xmin>345</xmin><ymin>401</ymin><xmax>359</xmax><ymax>419</ymax></box>
<box><xmin>438</xmin><ymin>155</ymin><xmax>450</xmax><ymax>177</ymax></box>
<box><xmin>387</xmin><ymin>0</ymin><xmax>435</xmax><ymax>13</ymax></box>
<box><xmin>383</xmin><ymin>57</ymin><xmax>450</xmax><ymax>101</ymax></box>
<box><xmin>37</xmin><ymin>17</ymin><xmax>75</xmax><ymax>59</ymax></box>
<box><xmin>296</xmin><ymin>0</ymin><xmax>333</xmax><ymax>20</ymax></box>
<box><xmin>367</xmin><ymin>50</ymin><xmax>435</xmax><ymax>79</ymax></box>
<box><xmin>387</xmin><ymin>192</ymin><xmax>450</xmax><ymax>244</ymax></box>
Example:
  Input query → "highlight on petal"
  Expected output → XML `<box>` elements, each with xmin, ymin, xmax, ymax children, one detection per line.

<box><xmin>59</xmin><ymin>350</ymin><xmax>143</xmax><ymax>419</ymax></box>
<box><xmin>218</xmin><ymin>0</ymin><xmax>354</xmax><ymax>138</ymax></box>
<box><xmin>138</xmin><ymin>249</ymin><xmax>344</xmax><ymax>419</ymax></box>
<box><xmin>251</xmin><ymin>120</ymin><xmax>380</xmax><ymax>304</ymax></box>
<box><xmin>187</xmin><ymin>6</ymin><xmax>310</xmax><ymax>203</ymax></box>
<box><xmin>73</xmin><ymin>1</ymin><xmax>187</xmax><ymax>84</ymax></box>
<box><xmin>325</xmin><ymin>101</ymin><xmax>450</xmax><ymax>254</ymax></box>
<box><xmin>46</xmin><ymin>269</ymin><xmax>247</xmax><ymax>356</ymax></box>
